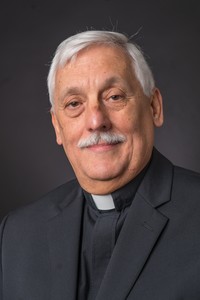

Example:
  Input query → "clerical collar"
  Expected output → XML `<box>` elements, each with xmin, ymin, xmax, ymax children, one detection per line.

<box><xmin>83</xmin><ymin>161</ymin><xmax>150</xmax><ymax>212</ymax></box>
<box><xmin>91</xmin><ymin>194</ymin><xmax>115</xmax><ymax>210</ymax></box>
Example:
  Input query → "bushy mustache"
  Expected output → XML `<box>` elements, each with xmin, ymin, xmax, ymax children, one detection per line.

<box><xmin>77</xmin><ymin>132</ymin><xmax>126</xmax><ymax>149</ymax></box>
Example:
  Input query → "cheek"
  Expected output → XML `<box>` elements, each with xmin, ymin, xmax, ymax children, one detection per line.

<box><xmin>118</xmin><ymin>111</ymin><xmax>139</xmax><ymax>135</ymax></box>
<box><xmin>122</xmin><ymin>109</ymin><xmax>153</xmax><ymax>148</ymax></box>
<box><xmin>61</xmin><ymin>121</ymin><xmax>84</xmax><ymax>154</ymax></box>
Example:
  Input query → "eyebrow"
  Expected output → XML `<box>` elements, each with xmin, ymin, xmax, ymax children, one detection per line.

<box><xmin>58</xmin><ymin>87</ymin><xmax>83</xmax><ymax>103</ymax></box>
<box><xmin>102</xmin><ymin>76</ymin><xmax>122</xmax><ymax>87</ymax></box>
<box><xmin>58</xmin><ymin>76</ymin><xmax>125</xmax><ymax>103</ymax></box>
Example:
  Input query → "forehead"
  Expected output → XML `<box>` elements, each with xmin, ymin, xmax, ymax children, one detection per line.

<box><xmin>56</xmin><ymin>45</ymin><xmax>134</xmax><ymax>81</ymax></box>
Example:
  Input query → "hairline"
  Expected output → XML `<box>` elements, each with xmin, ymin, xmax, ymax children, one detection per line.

<box><xmin>47</xmin><ymin>32</ymin><xmax>155</xmax><ymax>109</ymax></box>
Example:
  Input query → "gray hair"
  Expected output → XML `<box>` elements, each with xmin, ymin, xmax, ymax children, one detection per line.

<box><xmin>47</xmin><ymin>30</ymin><xmax>155</xmax><ymax>107</ymax></box>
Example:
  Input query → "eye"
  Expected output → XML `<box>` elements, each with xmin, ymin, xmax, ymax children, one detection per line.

<box><xmin>110</xmin><ymin>94</ymin><xmax>123</xmax><ymax>101</ymax></box>
<box><xmin>63</xmin><ymin>98</ymin><xmax>84</xmax><ymax>117</ymax></box>
<box><xmin>66</xmin><ymin>100</ymin><xmax>81</xmax><ymax>109</ymax></box>
<box><xmin>103</xmin><ymin>89</ymin><xmax>127</xmax><ymax>111</ymax></box>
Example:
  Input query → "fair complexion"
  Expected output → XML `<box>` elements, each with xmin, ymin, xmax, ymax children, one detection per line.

<box><xmin>51</xmin><ymin>45</ymin><xmax>163</xmax><ymax>194</ymax></box>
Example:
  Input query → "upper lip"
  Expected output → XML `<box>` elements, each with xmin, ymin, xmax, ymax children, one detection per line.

<box><xmin>86</xmin><ymin>140</ymin><xmax>121</xmax><ymax>147</ymax></box>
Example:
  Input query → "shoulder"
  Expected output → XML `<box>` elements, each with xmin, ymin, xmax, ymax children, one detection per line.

<box><xmin>173</xmin><ymin>165</ymin><xmax>200</xmax><ymax>192</ymax></box>
<box><xmin>168</xmin><ymin>165</ymin><xmax>200</xmax><ymax>213</ymax></box>
<box><xmin>0</xmin><ymin>178</ymin><xmax>81</xmax><ymax>234</ymax></box>
<box><xmin>153</xmin><ymin>148</ymin><xmax>200</xmax><ymax>192</ymax></box>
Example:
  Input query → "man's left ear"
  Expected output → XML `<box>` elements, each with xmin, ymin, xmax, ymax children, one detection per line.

<box><xmin>150</xmin><ymin>88</ymin><xmax>164</xmax><ymax>127</ymax></box>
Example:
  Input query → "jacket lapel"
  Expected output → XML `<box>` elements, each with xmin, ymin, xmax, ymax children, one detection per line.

<box><xmin>96</xmin><ymin>149</ymin><xmax>174</xmax><ymax>300</ymax></box>
<box><xmin>47</xmin><ymin>182</ymin><xmax>84</xmax><ymax>300</ymax></box>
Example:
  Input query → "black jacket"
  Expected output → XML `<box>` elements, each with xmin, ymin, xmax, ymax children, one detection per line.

<box><xmin>1</xmin><ymin>149</ymin><xmax>200</xmax><ymax>299</ymax></box>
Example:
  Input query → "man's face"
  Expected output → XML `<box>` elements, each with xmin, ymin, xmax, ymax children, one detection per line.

<box><xmin>51</xmin><ymin>45</ymin><xmax>163</xmax><ymax>194</ymax></box>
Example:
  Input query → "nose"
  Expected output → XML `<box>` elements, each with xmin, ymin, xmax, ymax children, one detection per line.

<box><xmin>85</xmin><ymin>102</ymin><xmax>112</xmax><ymax>132</ymax></box>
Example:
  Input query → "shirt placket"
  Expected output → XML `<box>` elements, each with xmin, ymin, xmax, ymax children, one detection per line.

<box><xmin>89</xmin><ymin>213</ymin><xmax>119</xmax><ymax>299</ymax></box>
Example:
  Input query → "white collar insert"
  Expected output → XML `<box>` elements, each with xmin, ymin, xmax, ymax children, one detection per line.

<box><xmin>91</xmin><ymin>194</ymin><xmax>115</xmax><ymax>210</ymax></box>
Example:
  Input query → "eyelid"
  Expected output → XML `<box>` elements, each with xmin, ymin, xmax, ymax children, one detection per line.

<box><xmin>66</xmin><ymin>97</ymin><xmax>81</xmax><ymax>103</ymax></box>
<box><xmin>63</xmin><ymin>95</ymin><xmax>83</xmax><ymax>106</ymax></box>
<box><xmin>65</xmin><ymin>100</ymin><xmax>81</xmax><ymax>108</ymax></box>
<box><xmin>104</xmin><ymin>88</ymin><xmax>126</xmax><ymax>99</ymax></box>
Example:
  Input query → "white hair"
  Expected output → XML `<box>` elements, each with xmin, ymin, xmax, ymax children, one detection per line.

<box><xmin>47</xmin><ymin>30</ymin><xmax>155</xmax><ymax>107</ymax></box>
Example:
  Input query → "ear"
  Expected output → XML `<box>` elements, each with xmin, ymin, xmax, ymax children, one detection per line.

<box><xmin>51</xmin><ymin>110</ymin><xmax>63</xmax><ymax>145</ymax></box>
<box><xmin>150</xmin><ymin>88</ymin><xmax>164</xmax><ymax>127</ymax></box>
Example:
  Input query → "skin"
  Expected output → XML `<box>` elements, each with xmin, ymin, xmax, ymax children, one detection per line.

<box><xmin>51</xmin><ymin>45</ymin><xmax>163</xmax><ymax>194</ymax></box>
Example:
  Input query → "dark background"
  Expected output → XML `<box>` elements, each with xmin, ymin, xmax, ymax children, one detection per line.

<box><xmin>1</xmin><ymin>0</ymin><xmax>200</xmax><ymax>220</ymax></box>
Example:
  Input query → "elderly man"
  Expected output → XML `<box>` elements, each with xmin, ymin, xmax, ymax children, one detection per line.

<box><xmin>1</xmin><ymin>31</ymin><xmax>200</xmax><ymax>300</ymax></box>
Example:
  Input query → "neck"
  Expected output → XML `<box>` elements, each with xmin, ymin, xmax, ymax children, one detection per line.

<box><xmin>78</xmin><ymin>171</ymin><xmax>141</xmax><ymax>194</ymax></box>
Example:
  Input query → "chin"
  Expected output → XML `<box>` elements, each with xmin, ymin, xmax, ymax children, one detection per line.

<box><xmin>85</xmin><ymin>166</ymin><xmax>124</xmax><ymax>182</ymax></box>
<box><xmin>88</xmin><ymin>173</ymin><xmax>116</xmax><ymax>182</ymax></box>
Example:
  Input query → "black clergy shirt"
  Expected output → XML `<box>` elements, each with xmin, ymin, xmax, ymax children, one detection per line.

<box><xmin>77</xmin><ymin>165</ymin><xmax>149</xmax><ymax>300</ymax></box>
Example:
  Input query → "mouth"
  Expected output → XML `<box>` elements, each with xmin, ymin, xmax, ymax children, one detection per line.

<box><xmin>86</xmin><ymin>141</ymin><xmax>122</xmax><ymax>152</ymax></box>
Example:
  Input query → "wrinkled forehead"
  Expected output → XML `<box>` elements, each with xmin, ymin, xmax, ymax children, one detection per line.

<box><xmin>56</xmin><ymin>44</ymin><xmax>136</xmax><ymax>85</ymax></box>
<box><xmin>55</xmin><ymin>44</ymin><xmax>136</xmax><ymax>86</ymax></box>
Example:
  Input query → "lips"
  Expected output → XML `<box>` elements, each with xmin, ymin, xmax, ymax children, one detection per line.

<box><xmin>86</xmin><ymin>141</ymin><xmax>121</xmax><ymax>152</ymax></box>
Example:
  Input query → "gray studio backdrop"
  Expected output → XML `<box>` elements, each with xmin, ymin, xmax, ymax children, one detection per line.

<box><xmin>1</xmin><ymin>0</ymin><xmax>200</xmax><ymax>220</ymax></box>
